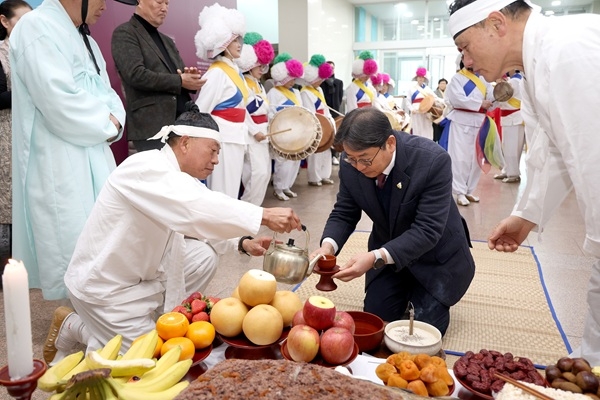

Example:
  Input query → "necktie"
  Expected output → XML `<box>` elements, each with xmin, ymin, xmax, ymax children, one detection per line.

<box><xmin>376</xmin><ymin>173</ymin><xmax>387</xmax><ymax>189</ymax></box>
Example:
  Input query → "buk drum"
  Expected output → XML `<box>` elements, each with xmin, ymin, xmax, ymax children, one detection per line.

<box><xmin>267</xmin><ymin>106</ymin><xmax>322</xmax><ymax>161</ymax></box>
<box><xmin>315</xmin><ymin>113</ymin><xmax>336</xmax><ymax>153</ymax></box>
<box><xmin>382</xmin><ymin>109</ymin><xmax>404</xmax><ymax>131</ymax></box>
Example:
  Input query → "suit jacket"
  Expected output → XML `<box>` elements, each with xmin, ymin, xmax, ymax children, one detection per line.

<box><xmin>322</xmin><ymin>132</ymin><xmax>475</xmax><ymax>307</ymax></box>
<box><xmin>111</xmin><ymin>16</ymin><xmax>189</xmax><ymax>141</ymax></box>
<box><xmin>320</xmin><ymin>76</ymin><xmax>344</xmax><ymax>112</ymax></box>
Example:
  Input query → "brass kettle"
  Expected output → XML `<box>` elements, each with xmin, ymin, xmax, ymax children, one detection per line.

<box><xmin>263</xmin><ymin>225</ymin><xmax>323</xmax><ymax>284</ymax></box>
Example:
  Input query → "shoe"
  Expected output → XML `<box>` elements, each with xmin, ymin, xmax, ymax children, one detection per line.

<box><xmin>308</xmin><ymin>181</ymin><xmax>322</xmax><ymax>187</ymax></box>
<box><xmin>273</xmin><ymin>191</ymin><xmax>289</xmax><ymax>201</ymax></box>
<box><xmin>465</xmin><ymin>194</ymin><xmax>480</xmax><ymax>202</ymax></box>
<box><xmin>332</xmin><ymin>157</ymin><xmax>340</xmax><ymax>165</ymax></box>
<box><xmin>457</xmin><ymin>194</ymin><xmax>470</xmax><ymax>206</ymax></box>
<box><xmin>494</xmin><ymin>173</ymin><xmax>507</xmax><ymax>180</ymax></box>
<box><xmin>321</xmin><ymin>178</ymin><xmax>334</xmax><ymax>185</ymax></box>
<box><xmin>283</xmin><ymin>189</ymin><xmax>297</xmax><ymax>198</ymax></box>
<box><xmin>44</xmin><ymin>306</ymin><xmax>74</xmax><ymax>364</ymax></box>
<box><xmin>502</xmin><ymin>176</ymin><xmax>521</xmax><ymax>183</ymax></box>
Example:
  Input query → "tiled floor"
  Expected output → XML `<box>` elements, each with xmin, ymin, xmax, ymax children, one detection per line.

<box><xmin>0</xmin><ymin>155</ymin><xmax>592</xmax><ymax>400</ymax></box>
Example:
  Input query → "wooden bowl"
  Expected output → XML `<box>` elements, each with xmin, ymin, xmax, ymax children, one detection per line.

<box><xmin>317</xmin><ymin>254</ymin><xmax>337</xmax><ymax>270</ymax></box>
<box><xmin>347</xmin><ymin>311</ymin><xmax>385</xmax><ymax>353</ymax></box>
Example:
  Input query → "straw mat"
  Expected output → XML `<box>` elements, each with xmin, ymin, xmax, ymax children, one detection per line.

<box><xmin>294</xmin><ymin>231</ymin><xmax>569</xmax><ymax>367</ymax></box>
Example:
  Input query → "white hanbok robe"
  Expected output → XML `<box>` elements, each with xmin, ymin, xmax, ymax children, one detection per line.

<box><xmin>241</xmin><ymin>75</ymin><xmax>271</xmax><ymax>206</ymax></box>
<box><xmin>514</xmin><ymin>10</ymin><xmax>600</xmax><ymax>364</ymax></box>
<box><xmin>345</xmin><ymin>80</ymin><xmax>377</xmax><ymax>112</ymax></box>
<box><xmin>9</xmin><ymin>0</ymin><xmax>125</xmax><ymax>300</ymax></box>
<box><xmin>498</xmin><ymin>73</ymin><xmax>525</xmax><ymax>178</ymax></box>
<box><xmin>409</xmin><ymin>83</ymin><xmax>436</xmax><ymax>140</ymax></box>
<box><xmin>445</xmin><ymin>71</ymin><xmax>495</xmax><ymax>197</ymax></box>
<box><xmin>267</xmin><ymin>87</ymin><xmax>302</xmax><ymax>193</ymax></box>
<box><xmin>301</xmin><ymin>86</ymin><xmax>333</xmax><ymax>184</ymax></box>
<box><xmin>196</xmin><ymin>57</ymin><xmax>252</xmax><ymax>198</ymax></box>
<box><xmin>65</xmin><ymin>145</ymin><xmax>263</xmax><ymax>348</ymax></box>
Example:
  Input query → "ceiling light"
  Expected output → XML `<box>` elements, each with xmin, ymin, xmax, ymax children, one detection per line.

<box><xmin>410</xmin><ymin>19</ymin><xmax>419</xmax><ymax>25</ymax></box>
<box><xmin>551</xmin><ymin>1</ymin><xmax>561</xmax><ymax>6</ymax></box>
<box><xmin>545</xmin><ymin>10</ymin><xmax>555</xmax><ymax>15</ymax></box>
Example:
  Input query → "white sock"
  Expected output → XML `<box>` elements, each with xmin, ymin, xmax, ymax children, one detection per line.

<box><xmin>56</xmin><ymin>313</ymin><xmax>91</xmax><ymax>350</ymax></box>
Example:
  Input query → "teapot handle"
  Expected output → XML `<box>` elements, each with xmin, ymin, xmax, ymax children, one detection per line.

<box><xmin>269</xmin><ymin>224</ymin><xmax>309</xmax><ymax>251</ymax></box>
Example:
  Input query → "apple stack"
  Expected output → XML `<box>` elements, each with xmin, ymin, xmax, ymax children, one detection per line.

<box><xmin>286</xmin><ymin>295</ymin><xmax>356</xmax><ymax>365</ymax></box>
<box><xmin>210</xmin><ymin>269</ymin><xmax>305</xmax><ymax>346</ymax></box>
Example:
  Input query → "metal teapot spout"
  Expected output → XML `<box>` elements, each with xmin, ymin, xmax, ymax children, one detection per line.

<box><xmin>307</xmin><ymin>253</ymin><xmax>325</xmax><ymax>277</ymax></box>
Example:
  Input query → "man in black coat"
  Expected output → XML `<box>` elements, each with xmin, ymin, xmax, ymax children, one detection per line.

<box><xmin>111</xmin><ymin>0</ymin><xmax>205</xmax><ymax>152</ymax></box>
<box><xmin>312</xmin><ymin>107</ymin><xmax>475</xmax><ymax>335</ymax></box>
<box><xmin>320</xmin><ymin>61</ymin><xmax>344</xmax><ymax>113</ymax></box>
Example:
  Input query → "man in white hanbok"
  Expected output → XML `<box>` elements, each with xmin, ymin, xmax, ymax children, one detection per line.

<box><xmin>46</xmin><ymin>109</ymin><xmax>302</xmax><ymax>362</ymax></box>
<box><xmin>445</xmin><ymin>68</ymin><xmax>495</xmax><ymax>206</ymax></box>
<box><xmin>301</xmin><ymin>55</ymin><xmax>335</xmax><ymax>187</ymax></box>
<box><xmin>10</xmin><ymin>0</ymin><xmax>125</xmax><ymax>301</ymax></box>
<box><xmin>450</xmin><ymin>0</ymin><xmax>600</xmax><ymax>365</ymax></box>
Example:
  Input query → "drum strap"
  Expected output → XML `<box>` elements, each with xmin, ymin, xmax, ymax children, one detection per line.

<box><xmin>209</xmin><ymin>61</ymin><xmax>249</xmax><ymax>103</ymax></box>
<box><xmin>353</xmin><ymin>79</ymin><xmax>375</xmax><ymax>103</ymax></box>
<box><xmin>459</xmin><ymin>69</ymin><xmax>487</xmax><ymax>97</ymax></box>
<box><xmin>275</xmin><ymin>87</ymin><xmax>301</xmax><ymax>105</ymax></box>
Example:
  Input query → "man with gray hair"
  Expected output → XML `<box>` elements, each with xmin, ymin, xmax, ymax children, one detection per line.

<box><xmin>448</xmin><ymin>0</ymin><xmax>600</xmax><ymax>364</ymax></box>
<box><xmin>311</xmin><ymin>108</ymin><xmax>475</xmax><ymax>335</ymax></box>
<box><xmin>44</xmin><ymin>108</ymin><xmax>302</xmax><ymax>363</ymax></box>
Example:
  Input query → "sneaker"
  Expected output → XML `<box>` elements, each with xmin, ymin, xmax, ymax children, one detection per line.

<box><xmin>273</xmin><ymin>191</ymin><xmax>289</xmax><ymax>201</ymax></box>
<box><xmin>502</xmin><ymin>176</ymin><xmax>521</xmax><ymax>183</ymax></box>
<box><xmin>308</xmin><ymin>181</ymin><xmax>322</xmax><ymax>187</ymax></box>
<box><xmin>457</xmin><ymin>194</ymin><xmax>470</xmax><ymax>206</ymax></box>
<box><xmin>465</xmin><ymin>194</ymin><xmax>480</xmax><ymax>202</ymax></box>
<box><xmin>321</xmin><ymin>178</ymin><xmax>334</xmax><ymax>185</ymax></box>
<box><xmin>283</xmin><ymin>189</ymin><xmax>297</xmax><ymax>198</ymax></box>
<box><xmin>332</xmin><ymin>157</ymin><xmax>340</xmax><ymax>166</ymax></box>
<box><xmin>494</xmin><ymin>173</ymin><xmax>507</xmax><ymax>180</ymax></box>
<box><xmin>44</xmin><ymin>306</ymin><xmax>75</xmax><ymax>364</ymax></box>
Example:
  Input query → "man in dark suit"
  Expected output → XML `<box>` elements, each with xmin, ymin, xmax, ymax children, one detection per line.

<box><xmin>312</xmin><ymin>107</ymin><xmax>475</xmax><ymax>335</ymax></box>
<box><xmin>111</xmin><ymin>0</ymin><xmax>204</xmax><ymax>152</ymax></box>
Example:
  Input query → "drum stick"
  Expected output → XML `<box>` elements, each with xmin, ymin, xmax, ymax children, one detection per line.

<box><xmin>327</xmin><ymin>106</ymin><xmax>345</xmax><ymax>117</ymax></box>
<box><xmin>266</xmin><ymin>128</ymin><xmax>292</xmax><ymax>137</ymax></box>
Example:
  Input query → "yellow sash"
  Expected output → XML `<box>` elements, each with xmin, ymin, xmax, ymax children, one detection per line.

<box><xmin>244</xmin><ymin>76</ymin><xmax>268</xmax><ymax>104</ymax></box>
<box><xmin>301</xmin><ymin>86</ymin><xmax>327</xmax><ymax>107</ymax></box>
<box><xmin>459</xmin><ymin>69</ymin><xmax>487</xmax><ymax>97</ymax></box>
<box><xmin>507</xmin><ymin>97</ymin><xmax>521</xmax><ymax>109</ymax></box>
<box><xmin>209</xmin><ymin>61</ymin><xmax>248</xmax><ymax>102</ymax></box>
<box><xmin>275</xmin><ymin>86</ymin><xmax>301</xmax><ymax>106</ymax></box>
<box><xmin>353</xmin><ymin>79</ymin><xmax>375</xmax><ymax>103</ymax></box>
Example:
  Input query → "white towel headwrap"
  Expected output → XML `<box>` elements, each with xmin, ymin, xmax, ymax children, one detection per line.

<box><xmin>147</xmin><ymin>125</ymin><xmax>221</xmax><ymax>143</ymax></box>
<box><xmin>449</xmin><ymin>0</ymin><xmax>536</xmax><ymax>39</ymax></box>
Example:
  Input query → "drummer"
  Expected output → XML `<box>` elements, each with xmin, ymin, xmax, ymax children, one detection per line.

<box><xmin>194</xmin><ymin>4</ymin><xmax>249</xmax><ymax>199</ymax></box>
<box><xmin>236</xmin><ymin>33</ymin><xmax>275</xmax><ymax>206</ymax></box>
<box><xmin>300</xmin><ymin>54</ymin><xmax>335</xmax><ymax>187</ymax></box>
<box><xmin>409</xmin><ymin>67</ymin><xmax>437</xmax><ymax>140</ymax></box>
<box><xmin>345</xmin><ymin>51</ymin><xmax>379</xmax><ymax>112</ymax></box>
<box><xmin>267</xmin><ymin>53</ymin><xmax>304</xmax><ymax>201</ymax></box>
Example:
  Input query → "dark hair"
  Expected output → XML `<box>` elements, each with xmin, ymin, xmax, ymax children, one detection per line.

<box><xmin>0</xmin><ymin>0</ymin><xmax>31</xmax><ymax>40</ymax></box>
<box><xmin>326</xmin><ymin>61</ymin><xmax>335</xmax><ymax>66</ymax></box>
<box><xmin>167</xmin><ymin>102</ymin><xmax>219</xmax><ymax>143</ymax></box>
<box><xmin>448</xmin><ymin>0</ymin><xmax>532</xmax><ymax>38</ymax></box>
<box><xmin>334</xmin><ymin>108</ymin><xmax>392</xmax><ymax>152</ymax></box>
<box><xmin>438</xmin><ymin>78</ymin><xmax>448</xmax><ymax>85</ymax></box>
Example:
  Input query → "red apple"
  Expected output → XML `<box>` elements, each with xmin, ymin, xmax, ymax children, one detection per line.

<box><xmin>286</xmin><ymin>324</ymin><xmax>320</xmax><ymax>362</ymax></box>
<box><xmin>292</xmin><ymin>310</ymin><xmax>306</xmax><ymax>327</ymax></box>
<box><xmin>320</xmin><ymin>327</ymin><xmax>355</xmax><ymax>365</ymax></box>
<box><xmin>332</xmin><ymin>311</ymin><xmax>356</xmax><ymax>334</ymax></box>
<box><xmin>302</xmin><ymin>296</ymin><xmax>336</xmax><ymax>331</ymax></box>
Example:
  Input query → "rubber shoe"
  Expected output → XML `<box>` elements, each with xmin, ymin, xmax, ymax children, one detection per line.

<box><xmin>308</xmin><ymin>181</ymin><xmax>322</xmax><ymax>187</ymax></box>
<box><xmin>283</xmin><ymin>189</ymin><xmax>297</xmax><ymax>198</ymax></box>
<box><xmin>465</xmin><ymin>194</ymin><xmax>480</xmax><ymax>203</ymax></box>
<box><xmin>273</xmin><ymin>191</ymin><xmax>289</xmax><ymax>201</ymax></box>
<box><xmin>494</xmin><ymin>173</ymin><xmax>507</xmax><ymax>180</ymax></box>
<box><xmin>457</xmin><ymin>195</ymin><xmax>470</xmax><ymax>206</ymax></box>
<box><xmin>321</xmin><ymin>178</ymin><xmax>334</xmax><ymax>185</ymax></box>
<box><xmin>502</xmin><ymin>176</ymin><xmax>521</xmax><ymax>183</ymax></box>
<box><xmin>44</xmin><ymin>307</ymin><xmax>74</xmax><ymax>364</ymax></box>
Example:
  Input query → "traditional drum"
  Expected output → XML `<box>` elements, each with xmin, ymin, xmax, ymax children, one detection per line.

<box><xmin>417</xmin><ymin>95</ymin><xmax>436</xmax><ymax>114</ymax></box>
<box><xmin>429</xmin><ymin>99</ymin><xmax>446</xmax><ymax>121</ymax></box>
<box><xmin>267</xmin><ymin>106</ymin><xmax>322</xmax><ymax>161</ymax></box>
<box><xmin>332</xmin><ymin>116</ymin><xmax>344</xmax><ymax>152</ymax></box>
<box><xmin>493</xmin><ymin>81</ymin><xmax>514</xmax><ymax>102</ymax></box>
<box><xmin>315</xmin><ymin>113</ymin><xmax>335</xmax><ymax>153</ymax></box>
<box><xmin>382</xmin><ymin>109</ymin><xmax>404</xmax><ymax>131</ymax></box>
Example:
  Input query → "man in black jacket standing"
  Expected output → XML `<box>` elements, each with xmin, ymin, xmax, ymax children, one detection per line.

<box><xmin>320</xmin><ymin>61</ymin><xmax>344</xmax><ymax>164</ymax></box>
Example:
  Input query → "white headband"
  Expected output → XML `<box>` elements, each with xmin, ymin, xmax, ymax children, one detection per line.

<box><xmin>147</xmin><ymin>125</ymin><xmax>221</xmax><ymax>143</ymax></box>
<box><xmin>449</xmin><ymin>0</ymin><xmax>536</xmax><ymax>38</ymax></box>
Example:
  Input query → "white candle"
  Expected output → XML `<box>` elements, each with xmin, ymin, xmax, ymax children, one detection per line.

<box><xmin>2</xmin><ymin>259</ymin><xmax>34</xmax><ymax>380</ymax></box>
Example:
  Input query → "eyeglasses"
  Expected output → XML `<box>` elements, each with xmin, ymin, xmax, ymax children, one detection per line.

<box><xmin>343</xmin><ymin>146</ymin><xmax>382</xmax><ymax>167</ymax></box>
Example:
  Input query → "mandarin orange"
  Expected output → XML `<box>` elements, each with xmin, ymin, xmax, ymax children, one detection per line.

<box><xmin>160</xmin><ymin>337</ymin><xmax>195</xmax><ymax>361</ymax></box>
<box><xmin>156</xmin><ymin>312</ymin><xmax>190</xmax><ymax>340</ymax></box>
<box><xmin>185</xmin><ymin>321</ymin><xmax>215</xmax><ymax>349</ymax></box>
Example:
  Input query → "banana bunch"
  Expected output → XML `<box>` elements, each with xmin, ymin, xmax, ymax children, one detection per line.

<box><xmin>593</xmin><ymin>366</ymin><xmax>600</xmax><ymax>377</ymax></box>
<box><xmin>38</xmin><ymin>330</ymin><xmax>194</xmax><ymax>399</ymax></box>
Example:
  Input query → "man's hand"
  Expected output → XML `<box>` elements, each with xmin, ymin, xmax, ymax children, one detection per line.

<box><xmin>332</xmin><ymin>252</ymin><xmax>375</xmax><ymax>282</ymax></box>
<box><xmin>309</xmin><ymin>243</ymin><xmax>335</xmax><ymax>261</ymax></box>
<box><xmin>488</xmin><ymin>216</ymin><xmax>536</xmax><ymax>252</ymax></box>
<box><xmin>261</xmin><ymin>208</ymin><xmax>302</xmax><ymax>233</ymax></box>
<box><xmin>178</xmin><ymin>68</ymin><xmax>205</xmax><ymax>91</ymax></box>
<box><xmin>107</xmin><ymin>114</ymin><xmax>121</xmax><ymax>142</ymax></box>
<box><xmin>241</xmin><ymin>236</ymin><xmax>272</xmax><ymax>256</ymax></box>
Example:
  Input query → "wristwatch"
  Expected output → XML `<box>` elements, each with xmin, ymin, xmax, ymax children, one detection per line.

<box><xmin>238</xmin><ymin>236</ymin><xmax>254</xmax><ymax>256</ymax></box>
<box><xmin>372</xmin><ymin>249</ymin><xmax>386</xmax><ymax>270</ymax></box>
